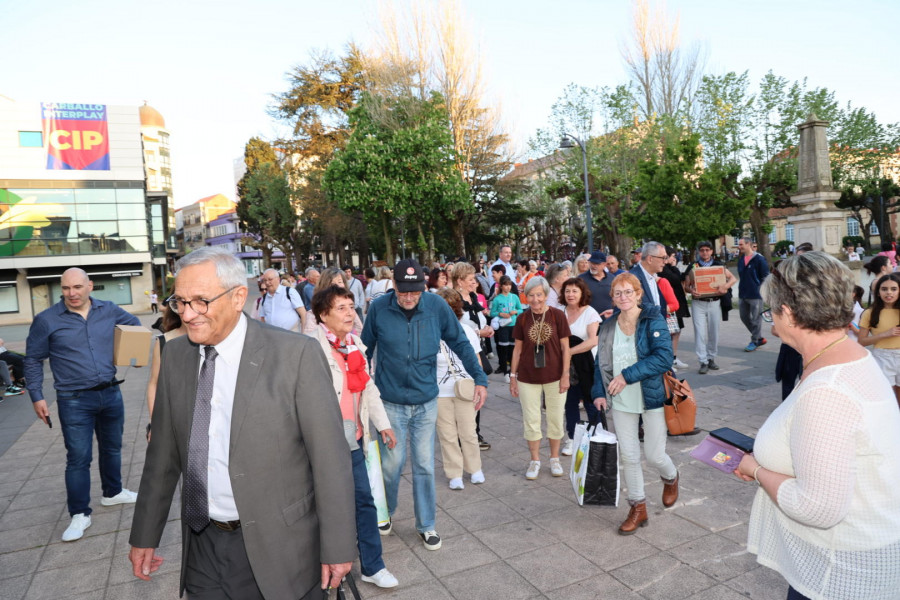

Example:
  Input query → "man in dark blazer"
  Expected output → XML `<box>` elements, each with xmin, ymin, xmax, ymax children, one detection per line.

<box><xmin>629</xmin><ymin>241</ymin><xmax>668</xmax><ymax>312</ymax></box>
<box><xmin>129</xmin><ymin>247</ymin><xmax>356</xmax><ymax>599</ymax></box>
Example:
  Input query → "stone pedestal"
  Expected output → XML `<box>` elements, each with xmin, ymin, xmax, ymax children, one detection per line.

<box><xmin>790</xmin><ymin>191</ymin><xmax>844</xmax><ymax>254</ymax></box>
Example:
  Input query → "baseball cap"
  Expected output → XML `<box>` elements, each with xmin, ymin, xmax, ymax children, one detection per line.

<box><xmin>588</xmin><ymin>250</ymin><xmax>607</xmax><ymax>264</ymax></box>
<box><xmin>697</xmin><ymin>240</ymin><xmax>713</xmax><ymax>249</ymax></box>
<box><xmin>393</xmin><ymin>259</ymin><xmax>426</xmax><ymax>292</ymax></box>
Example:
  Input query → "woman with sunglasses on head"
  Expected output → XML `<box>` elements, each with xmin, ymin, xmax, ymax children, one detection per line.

<box><xmin>857</xmin><ymin>272</ymin><xmax>900</xmax><ymax>406</ymax></box>
<box><xmin>591</xmin><ymin>273</ymin><xmax>677</xmax><ymax>535</ymax></box>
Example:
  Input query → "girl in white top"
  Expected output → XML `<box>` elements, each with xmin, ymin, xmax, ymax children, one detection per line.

<box><xmin>560</xmin><ymin>278</ymin><xmax>601</xmax><ymax>456</ymax></box>
<box><xmin>735</xmin><ymin>253</ymin><xmax>900</xmax><ymax>600</ymax></box>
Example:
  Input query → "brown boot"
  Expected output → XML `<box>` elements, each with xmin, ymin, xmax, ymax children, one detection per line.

<box><xmin>618</xmin><ymin>501</ymin><xmax>648</xmax><ymax>535</ymax></box>
<box><xmin>662</xmin><ymin>473</ymin><xmax>679</xmax><ymax>507</ymax></box>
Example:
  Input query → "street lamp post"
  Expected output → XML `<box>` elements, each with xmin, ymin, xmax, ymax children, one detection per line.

<box><xmin>559</xmin><ymin>133</ymin><xmax>592</xmax><ymax>252</ymax></box>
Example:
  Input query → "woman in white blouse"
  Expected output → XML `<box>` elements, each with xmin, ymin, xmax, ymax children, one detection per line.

<box><xmin>735</xmin><ymin>252</ymin><xmax>900</xmax><ymax>600</ymax></box>
<box><xmin>559</xmin><ymin>277</ymin><xmax>601</xmax><ymax>456</ymax></box>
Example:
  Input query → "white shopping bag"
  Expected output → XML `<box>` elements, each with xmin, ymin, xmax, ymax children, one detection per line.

<box><xmin>365</xmin><ymin>438</ymin><xmax>390</xmax><ymax>526</ymax></box>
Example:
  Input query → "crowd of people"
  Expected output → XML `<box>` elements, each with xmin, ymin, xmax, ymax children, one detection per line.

<box><xmin>15</xmin><ymin>239</ymin><xmax>900</xmax><ymax>599</ymax></box>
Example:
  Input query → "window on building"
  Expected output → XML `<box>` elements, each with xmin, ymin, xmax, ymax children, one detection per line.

<box><xmin>0</xmin><ymin>286</ymin><xmax>18</xmax><ymax>313</ymax></box>
<box><xmin>870</xmin><ymin>222</ymin><xmax>879</xmax><ymax>236</ymax></box>
<box><xmin>768</xmin><ymin>230</ymin><xmax>777</xmax><ymax>244</ymax></box>
<box><xmin>18</xmin><ymin>131</ymin><xmax>43</xmax><ymax>147</ymax></box>
<box><xmin>785</xmin><ymin>224</ymin><xmax>794</xmax><ymax>242</ymax></box>
<box><xmin>847</xmin><ymin>217</ymin><xmax>860</xmax><ymax>237</ymax></box>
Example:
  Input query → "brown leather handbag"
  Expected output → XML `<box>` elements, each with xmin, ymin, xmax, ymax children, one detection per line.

<box><xmin>663</xmin><ymin>371</ymin><xmax>698</xmax><ymax>435</ymax></box>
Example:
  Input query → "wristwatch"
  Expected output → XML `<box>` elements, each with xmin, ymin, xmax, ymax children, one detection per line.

<box><xmin>509</xmin><ymin>374</ymin><xmax>517</xmax><ymax>378</ymax></box>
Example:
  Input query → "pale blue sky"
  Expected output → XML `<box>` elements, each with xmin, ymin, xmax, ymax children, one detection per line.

<box><xmin>1</xmin><ymin>0</ymin><xmax>897</xmax><ymax>207</ymax></box>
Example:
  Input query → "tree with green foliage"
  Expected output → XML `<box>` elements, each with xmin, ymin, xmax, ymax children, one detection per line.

<box><xmin>623</xmin><ymin>133</ymin><xmax>746</xmax><ymax>248</ymax></box>
<box><xmin>271</xmin><ymin>45</ymin><xmax>371</xmax><ymax>266</ymax></box>
<box><xmin>237</xmin><ymin>156</ymin><xmax>300</xmax><ymax>271</ymax></box>
<box><xmin>323</xmin><ymin>91</ymin><xmax>470</xmax><ymax>265</ymax></box>
<box><xmin>236</xmin><ymin>138</ymin><xmax>281</xmax><ymax>268</ymax></box>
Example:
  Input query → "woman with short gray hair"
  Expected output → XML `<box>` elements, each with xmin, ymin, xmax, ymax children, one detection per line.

<box><xmin>509</xmin><ymin>276</ymin><xmax>571</xmax><ymax>480</ymax></box>
<box><xmin>735</xmin><ymin>252</ymin><xmax>900</xmax><ymax>599</ymax></box>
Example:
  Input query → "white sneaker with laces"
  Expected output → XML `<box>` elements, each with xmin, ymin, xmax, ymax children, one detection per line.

<box><xmin>62</xmin><ymin>513</ymin><xmax>91</xmax><ymax>542</ymax></box>
<box><xmin>525</xmin><ymin>460</ymin><xmax>541</xmax><ymax>480</ymax></box>
<box><xmin>100</xmin><ymin>489</ymin><xmax>137</xmax><ymax>506</ymax></box>
<box><xmin>361</xmin><ymin>568</ymin><xmax>399</xmax><ymax>588</ymax></box>
<box><xmin>561</xmin><ymin>439</ymin><xmax>574</xmax><ymax>456</ymax></box>
<box><xmin>449</xmin><ymin>477</ymin><xmax>464</xmax><ymax>490</ymax></box>
<box><xmin>673</xmin><ymin>358</ymin><xmax>689</xmax><ymax>368</ymax></box>
<box><xmin>550</xmin><ymin>458</ymin><xmax>564</xmax><ymax>477</ymax></box>
<box><xmin>470</xmin><ymin>470</ymin><xmax>485</xmax><ymax>484</ymax></box>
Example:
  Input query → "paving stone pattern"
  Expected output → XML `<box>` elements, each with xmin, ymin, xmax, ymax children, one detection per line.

<box><xmin>0</xmin><ymin>310</ymin><xmax>791</xmax><ymax>599</ymax></box>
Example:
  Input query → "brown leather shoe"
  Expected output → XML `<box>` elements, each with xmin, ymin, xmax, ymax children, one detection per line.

<box><xmin>618</xmin><ymin>501</ymin><xmax>648</xmax><ymax>535</ymax></box>
<box><xmin>662</xmin><ymin>473</ymin><xmax>679</xmax><ymax>507</ymax></box>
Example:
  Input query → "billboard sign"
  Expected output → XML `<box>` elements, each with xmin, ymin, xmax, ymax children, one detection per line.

<box><xmin>41</xmin><ymin>103</ymin><xmax>110</xmax><ymax>170</ymax></box>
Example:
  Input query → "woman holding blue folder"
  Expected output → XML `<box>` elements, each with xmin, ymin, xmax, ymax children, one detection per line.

<box><xmin>735</xmin><ymin>252</ymin><xmax>900</xmax><ymax>600</ymax></box>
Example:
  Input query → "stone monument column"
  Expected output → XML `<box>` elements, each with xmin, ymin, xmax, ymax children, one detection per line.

<box><xmin>788</xmin><ymin>114</ymin><xmax>845</xmax><ymax>254</ymax></box>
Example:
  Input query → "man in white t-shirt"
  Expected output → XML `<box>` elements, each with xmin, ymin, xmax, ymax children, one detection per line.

<box><xmin>490</xmin><ymin>245</ymin><xmax>516</xmax><ymax>279</ymax></box>
<box><xmin>258</xmin><ymin>269</ymin><xmax>306</xmax><ymax>331</ymax></box>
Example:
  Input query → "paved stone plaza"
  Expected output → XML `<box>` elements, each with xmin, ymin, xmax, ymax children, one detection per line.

<box><xmin>0</xmin><ymin>311</ymin><xmax>790</xmax><ymax>600</ymax></box>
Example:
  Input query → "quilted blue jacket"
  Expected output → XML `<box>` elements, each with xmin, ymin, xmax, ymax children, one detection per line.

<box><xmin>590</xmin><ymin>305</ymin><xmax>673</xmax><ymax>410</ymax></box>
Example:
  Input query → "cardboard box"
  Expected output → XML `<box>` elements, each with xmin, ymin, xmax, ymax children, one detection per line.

<box><xmin>114</xmin><ymin>325</ymin><xmax>153</xmax><ymax>367</ymax></box>
<box><xmin>693</xmin><ymin>266</ymin><xmax>726</xmax><ymax>297</ymax></box>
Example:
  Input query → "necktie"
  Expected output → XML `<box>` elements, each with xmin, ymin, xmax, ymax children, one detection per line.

<box><xmin>185</xmin><ymin>345</ymin><xmax>217</xmax><ymax>533</ymax></box>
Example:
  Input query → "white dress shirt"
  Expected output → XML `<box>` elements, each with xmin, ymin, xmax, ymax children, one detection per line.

<box><xmin>638</xmin><ymin>262</ymin><xmax>661</xmax><ymax>308</ymax></box>
<box><xmin>259</xmin><ymin>285</ymin><xmax>303</xmax><ymax>331</ymax></box>
<box><xmin>199</xmin><ymin>313</ymin><xmax>247</xmax><ymax>521</ymax></box>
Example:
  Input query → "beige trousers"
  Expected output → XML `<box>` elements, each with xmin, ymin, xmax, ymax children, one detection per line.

<box><xmin>436</xmin><ymin>395</ymin><xmax>482</xmax><ymax>479</ymax></box>
<box><xmin>518</xmin><ymin>381</ymin><xmax>565</xmax><ymax>441</ymax></box>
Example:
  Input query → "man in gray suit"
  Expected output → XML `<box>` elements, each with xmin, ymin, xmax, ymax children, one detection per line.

<box><xmin>128</xmin><ymin>247</ymin><xmax>356</xmax><ymax>599</ymax></box>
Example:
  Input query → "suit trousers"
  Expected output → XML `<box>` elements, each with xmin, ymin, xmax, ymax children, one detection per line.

<box><xmin>436</xmin><ymin>396</ymin><xmax>481</xmax><ymax>479</ymax></box>
<box><xmin>691</xmin><ymin>299</ymin><xmax>720</xmax><ymax>364</ymax></box>
<box><xmin>185</xmin><ymin>525</ymin><xmax>264</xmax><ymax>600</ymax></box>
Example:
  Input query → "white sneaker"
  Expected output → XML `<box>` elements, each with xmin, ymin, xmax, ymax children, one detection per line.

<box><xmin>449</xmin><ymin>477</ymin><xmax>465</xmax><ymax>490</ymax></box>
<box><xmin>673</xmin><ymin>358</ymin><xmax>689</xmax><ymax>368</ymax></box>
<box><xmin>361</xmin><ymin>568</ymin><xmax>399</xmax><ymax>588</ymax></box>
<box><xmin>525</xmin><ymin>460</ymin><xmax>541</xmax><ymax>480</ymax></box>
<box><xmin>487</xmin><ymin>352</ymin><xmax>495</xmax><ymax>359</ymax></box>
<box><xmin>62</xmin><ymin>513</ymin><xmax>91</xmax><ymax>542</ymax></box>
<box><xmin>470</xmin><ymin>470</ymin><xmax>485</xmax><ymax>484</ymax></box>
<box><xmin>561</xmin><ymin>439</ymin><xmax>574</xmax><ymax>456</ymax></box>
<box><xmin>550</xmin><ymin>458</ymin><xmax>564</xmax><ymax>477</ymax></box>
<box><xmin>505</xmin><ymin>373</ymin><xmax>510</xmax><ymax>383</ymax></box>
<box><xmin>100</xmin><ymin>489</ymin><xmax>137</xmax><ymax>506</ymax></box>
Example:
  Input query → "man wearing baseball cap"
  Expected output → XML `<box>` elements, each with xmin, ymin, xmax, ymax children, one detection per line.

<box><xmin>361</xmin><ymin>259</ymin><xmax>488</xmax><ymax>551</ymax></box>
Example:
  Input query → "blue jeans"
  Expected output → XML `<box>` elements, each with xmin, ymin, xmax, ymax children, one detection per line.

<box><xmin>378</xmin><ymin>399</ymin><xmax>437</xmax><ymax>533</ymax></box>
<box><xmin>565</xmin><ymin>385</ymin><xmax>600</xmax><ymax>439</ymax></box>
<box><xmin>55</xmin><ymin>386</ymin><xmax>125</xmax><ymax>516</ymax></box>
<box><xmin>351</xmin><ymin>443</ymin><xmax>385</xmax><ymax>576</ymax></box>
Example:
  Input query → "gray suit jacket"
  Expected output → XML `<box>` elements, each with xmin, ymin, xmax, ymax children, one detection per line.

<box><xmin>130</xmin><ymin>317</ymin><xmax>357</xmax><ymax>599</ymax></box>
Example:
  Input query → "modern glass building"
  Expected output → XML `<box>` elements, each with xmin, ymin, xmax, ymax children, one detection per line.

<box><xmin>0</xmin><ymin>98</ymin><xmax>155</xmax><ymax>323</ymax></box>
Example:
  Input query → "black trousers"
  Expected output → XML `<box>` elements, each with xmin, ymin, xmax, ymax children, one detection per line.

<box><xmin>186</xmin><ymin>525</ymin><xmax>264</xmax><ymax>600</ymax></box>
